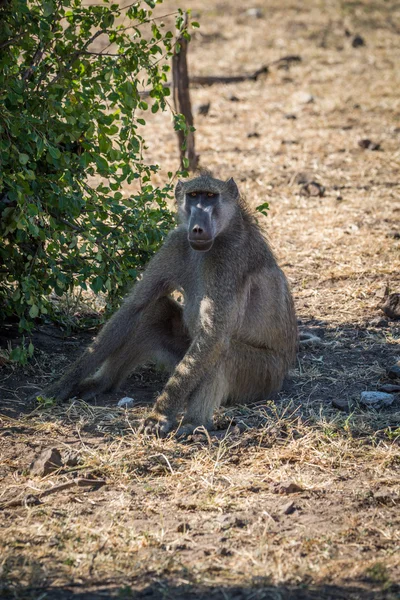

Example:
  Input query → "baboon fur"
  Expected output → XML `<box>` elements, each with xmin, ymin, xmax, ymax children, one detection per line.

<box><xmin>43</xmin><ymin>174</ymin><xmax>298</xmax><ymax>436</ymax></box>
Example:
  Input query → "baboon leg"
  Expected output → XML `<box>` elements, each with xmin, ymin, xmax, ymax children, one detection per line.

<box><xmin>77</xmin><ymin>297</ymin><xmax>190</xmax><ymax>400</ymax></box>
<box><xmin>175</xmin><ymin>342</ymin><xmax>287</xmax><ymax>436</ymax></box>
<box><xmin>226</xmin><ymin>340</ymin><xmax>288</xmax><ymax>404</ymax></box>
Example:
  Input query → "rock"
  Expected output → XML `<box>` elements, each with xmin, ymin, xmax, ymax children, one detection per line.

<box><xmin>217</xmin><ymin>515</ymin><xmax>247</xmax><ymax>530</ymax></box>
<box><xmin>284</xmin><ymin>113</ymin><xmax>297</xmax><ymax>119</ymax></box>
<box><xmin>272</xmin><ymin>481</ymin><xmax>303</xmax><ymax>494</ymax></box>
<box><xmin>332</xmin><ymin>398</ymin><xmax>351</xmax><ymax>412</ymax></box>
<box><xmin>300</xmin><ymin>181</ymin><xmax>325</xmax><ymax>197</ymax></box>
<box><xmin>294</xmin><ymin>91</ymin><xmax>314</xmax><ymax>105</ymax></box>
<box><xmin>294</xmin><ymin>172</ymin><xmax>310</xmax><ymax>184</ymax></box>
<box><xmin>117</xmin><ymin>396</ymin><xmax>135</xmax><ymax>408</ymax></box>
<box><xmin>177</xmin><ymin>522</ymin><xmax>191</xmax><ymax>533</ymax></box>
<box><xmin>30</xmin><ymin>448</ymin><xmax>63</xmax><ymax>477</ymax></box>
<box><xmin>378</xmin><ymin>384</ymin><xmax>400</xmax><ymax>393</ymax></box>
<box><xmin>387</xmin><ymin>361</ymin><xmax>400</xmax><ymax>380</ymax></box>
<box><xmin>247</xmin><ymin>131</ymin><xmax>260</xmax><ymax>138</ymax></box>
<box><xmin>387</xmin><ymin>231</ymin><xmax>400</xmax><ymax>239</ymax></box>
<box><xmin>360</xmin><ymin>391</ymin><xmax>394</xmax><ymax>408</ymax></box>
<box><xmin>358</xmin><ymin>138</ymin><xmax>380</xmax><ymax>151</ymax></box>
<box><xmin>381</xmin><ymin>293</ymin><xmax>400</xmax><ymax>320</ymax></box>
<box><xmin>25</xmin><ymin>494</ymin><xmax>42</xmax><ymax>506</ymax></box>
<box><xmin>352</xmin><ymin>34</ymin><xmax>365</xmax><ymax>48</ymax></box>
<box><xmin>228</xmin><ymin>94</ymin><xmax>240</xmax><ymax>102</ymax></box>
<box><xmin>195</xmin><ymin>102</ymin><xmax>211</xmax><ymax>116</ymax></box>
<box><xmin>280</xmin><ymin>500</ymin><xmax>296</xmax><ymax>515</ymax></box>
<box><xmin>374</xmin><ymin>488</ymin><xmax>396</xmax><ymax>506</ymax></box>
<box><xmin>369</xmin><ymin>317</ymin><xmax>388</xmax><ymax>328</ymax></box>
<box><xmin>245</xmin><ymin>8</ymin><xmax>263</xmax><ymax>18</ymax></box>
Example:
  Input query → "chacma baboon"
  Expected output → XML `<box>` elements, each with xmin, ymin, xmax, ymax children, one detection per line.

<box><xmin>43</xmin><ymin>174</ymin><xmax>298</xmax><ymax>436</ymax></box>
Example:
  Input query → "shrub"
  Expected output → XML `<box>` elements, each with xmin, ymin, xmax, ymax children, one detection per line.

<box><xmin>0</xmin><ymin>0</ymin><xmax>191</xmax><ymax>333</ymax></box>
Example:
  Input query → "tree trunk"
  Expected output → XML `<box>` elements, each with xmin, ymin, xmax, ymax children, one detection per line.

<box><xmin>172</xmin><ymin>16</ymin><xmax>198</xmax><ymax>171</ymax></box>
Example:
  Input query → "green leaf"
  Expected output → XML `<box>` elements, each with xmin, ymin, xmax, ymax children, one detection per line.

<box><xmin>256</xmin><ymin>202</ymin><xmax>270</xmax><ymax>216</ymax></box>
<box><xmin>19</xmin><ymin>153</ymin><xmax>29</xmax><ymax>165</ymax></box>
<box><xmin>29</xmin><ymin>305</ymin><xmax>39</xmax><ymax>319</ymax></box>
<box><xmin>48</xmin><ymin>146</ymin><xmax>61</xmax><ymax>159</ymax></box>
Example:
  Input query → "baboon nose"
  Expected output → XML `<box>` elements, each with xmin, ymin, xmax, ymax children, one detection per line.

<box><xmin>192</xmin><ymin>226</ymin><xmax>204</xmax><ymax>235</ymax></box>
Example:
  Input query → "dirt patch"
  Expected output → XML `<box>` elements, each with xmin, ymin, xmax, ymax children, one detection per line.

<box><xmin>1</xmin><ymin>0</ymin><xmax>400</xmax><ymax>598</ymax></box>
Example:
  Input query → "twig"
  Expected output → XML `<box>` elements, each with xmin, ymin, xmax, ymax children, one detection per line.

<box><xmin>190</xmin><ymin>65</ymin><xmax>269</xmax><ymax>86</ymax></box>
<box><xmin>0</xmin><ymin>478</ymin><xmax>106</xmax><ymax>509</ymax></box>
<box><xmin>139</xmin><ymin>55</ymin><xmax>301</xmax><ymax>96</ymax></box>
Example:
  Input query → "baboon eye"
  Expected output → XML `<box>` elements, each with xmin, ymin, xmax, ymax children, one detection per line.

<box><xmin>207</xmin><ymin>192</ymin><xmax>214</xmax><ymax>197</ymax></box>
<box><xmin>190</xmin><ymin>192</ymin><xmax>197</xmax><ymax>197</ymax></box>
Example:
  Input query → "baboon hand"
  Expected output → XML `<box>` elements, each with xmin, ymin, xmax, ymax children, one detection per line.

<box><xmin>139</xmin><ymin>411</ymin><xmax>175</xmax><ymax>438</ymax></box>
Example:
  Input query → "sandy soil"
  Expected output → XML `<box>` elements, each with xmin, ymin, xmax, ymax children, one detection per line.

<box><xmin>1</xmin><ymin>1</ymin><xmax>400</xmax><ymax>598</ymax></box>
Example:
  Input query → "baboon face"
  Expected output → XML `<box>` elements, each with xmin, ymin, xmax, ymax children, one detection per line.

<box><xmin>176</xmin><ymin>176</ymin><xmax>239</xmax><ymax>252</ymax></box>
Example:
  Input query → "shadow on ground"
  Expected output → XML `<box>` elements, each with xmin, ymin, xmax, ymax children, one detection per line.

<box><xmin>1</xmin><ymin>317</ymin><xmax>399</xmax><ymax>434</ymax></box>
<box><xmin>2</xmin><ymin>580</ymin><xmax>400</xmax><ymax>600</ymax></box>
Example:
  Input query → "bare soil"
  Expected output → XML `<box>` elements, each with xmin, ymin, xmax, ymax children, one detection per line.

<box><xmin>1</xmin><ymin>1</ymin><xmax>400</xmax><ymax>599</ymax></box>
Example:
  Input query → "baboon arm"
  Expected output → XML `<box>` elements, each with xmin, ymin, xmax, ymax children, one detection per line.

<box><xmin>153</xmin><ymin>291</ymin><xmax>240</xmax><ymax>419</ymax></box>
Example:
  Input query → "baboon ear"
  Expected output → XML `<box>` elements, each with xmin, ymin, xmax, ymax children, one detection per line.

<box><xmin>225</xmin><ymin>177</ymin><xmax>239</xmax><ymax>199</ymax></box>
<box><xmin>175</xmin><ymin>179</ymin><xmax>184</xmax><ymax>200</ymax></box>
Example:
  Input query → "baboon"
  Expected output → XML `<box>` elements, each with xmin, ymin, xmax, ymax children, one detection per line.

<box><xmin>43</xmin><ymin>174</ymin><xmax>298</xmax><ymax>436</ymax></box>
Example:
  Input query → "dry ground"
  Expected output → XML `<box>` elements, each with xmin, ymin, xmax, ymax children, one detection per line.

<box><xmin>1</xmin><ymin>0</ymin><xmax>400</xmax><ymax>598</ymax></box>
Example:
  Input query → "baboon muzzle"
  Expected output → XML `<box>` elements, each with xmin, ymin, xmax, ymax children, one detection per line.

<box><xmin>188</xmin><ymin>208</ymin><xmax>214</xmax><ymax>252</ymax></box>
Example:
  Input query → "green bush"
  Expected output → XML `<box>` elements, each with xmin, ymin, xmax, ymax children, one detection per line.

<box><xmin>0</xmin><ymin>0</ymin><xmax>192</xmax><ymax>333</ymax></box>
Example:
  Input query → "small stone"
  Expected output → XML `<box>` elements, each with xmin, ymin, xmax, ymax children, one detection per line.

<box><xmin>177</xmin><ymin>522</ymin><xmax>191</xmax><ymax>533</ymax></box>
<box><xmin>247</xmin><ymin>131</ymin><xmax>260</xmax><ymax>138</ymax></box>
<box><xmin>30</xmin><ymin>448</ymin><xmax>63</xmax><ymax>477</ymax></box>
<box><xmin>294</xmin><ymin>91</ymin><xmax>314</xmax><ymax>105</ymax></box>
<box><xmin>369</xmin><ymin>317</ymin><xmax>388</xmax><ymax>328</ymax></box>
<box><xmin>228</xmin><ymin>94</ymin><xmax>240</xmax><ymax>102</ymax></box>
<box><xmin>352</xmin><ymin>34</ymin><xmax>365</xmax><ymax>48</ymax></box>
<box><xmin>387</xmin><ymin>361</ymin><xmax>400</xmax><ymax>380</ymax></box>
<box><xmin>360</xmin><ymin>391</ymin><xmax>394</xmax><ymax>408</ymax></box>
<box><xmin>195</xmin><ymin>102</ymin><xmax>211</xmax><ymax>116</ymax></box>
<box><xmin>358</xmin><ymin>138</ymin><xmax>380</xmax><ymax>151</ymax></box>
<box><xmin>272</xmin><ymin>481</ymin><xmax>303</xmax><ymax>494</ymax></box>
<box><xmin>378</xmin><ymin>384</ymin><xmax>400</xmax><ymax>393</ymax></box>
<box><xmin>284</xmin><ymin>113</ymin><xmax>297</xmax><ymax>120</ymax></box>
<box><xmin>217</xmin><ymin>515</ymin><xmax>247</xmax><ymax>530</ymax></box>
<box><xmin>387</xmin><ymin>231</ymin><xmax>400</xmax><ymax>239</ymax></box>
<box><xmin>245</xmin><ymin>8</ymin><xmax>263</xmax><ymax>18</ymax></box>
<box><xmin>117</xmin><ymin>397</ymin><xmax>135</xmax><ymax>408</ymax></box>
<box><xmin>381</xmin><ymin>293</ymin><xmax>400</xmax><ymax>320</ymax></box>
<box><xmin>281</xmin><ymin>500</ymin><xmax>296</xmax><ymax>515</ymax></box>
<box><xmin>300</xmin><ymin>181</ymin><xmax>325</xmax><ymax>197</ymax></box>
<box><xmin>332</xmin><ymin>398</ymin><xmax>350</xmax><ymax>412</ymax></box>
<box><xmin>294</xmin><ymin>172</ymin><xmax>310</xmax><ymax>185</ymax></box>
<box><xmin>24</xmin><ymin>494</ymin><xmax>42</xmax><ymax>507</ymax></box>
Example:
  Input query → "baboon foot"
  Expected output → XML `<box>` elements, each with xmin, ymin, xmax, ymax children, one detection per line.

<box><xmin>37</xmin><ymin>384</ymin><xmax>72</xmax><ymax>403</ymax></box>
<box><xmin>175</xmin><ymin>423</ymin><xmax>212</xmax><ymax>439</ymax></box>
<box><xmin>139</xmin><ymin>412</ymin><xmax>176</xmax><ymax>438</ymax></box>
<box><xmin>76</xmin><ymin>374</ymin><xmax>121</xmax><ymax>401</ymax></box>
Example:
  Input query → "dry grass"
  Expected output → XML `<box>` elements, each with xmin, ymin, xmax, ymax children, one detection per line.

<box><xmin>1</xmin><ymin>0</ymin><xmax>400</xmax><ymax>598</ymax></box>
